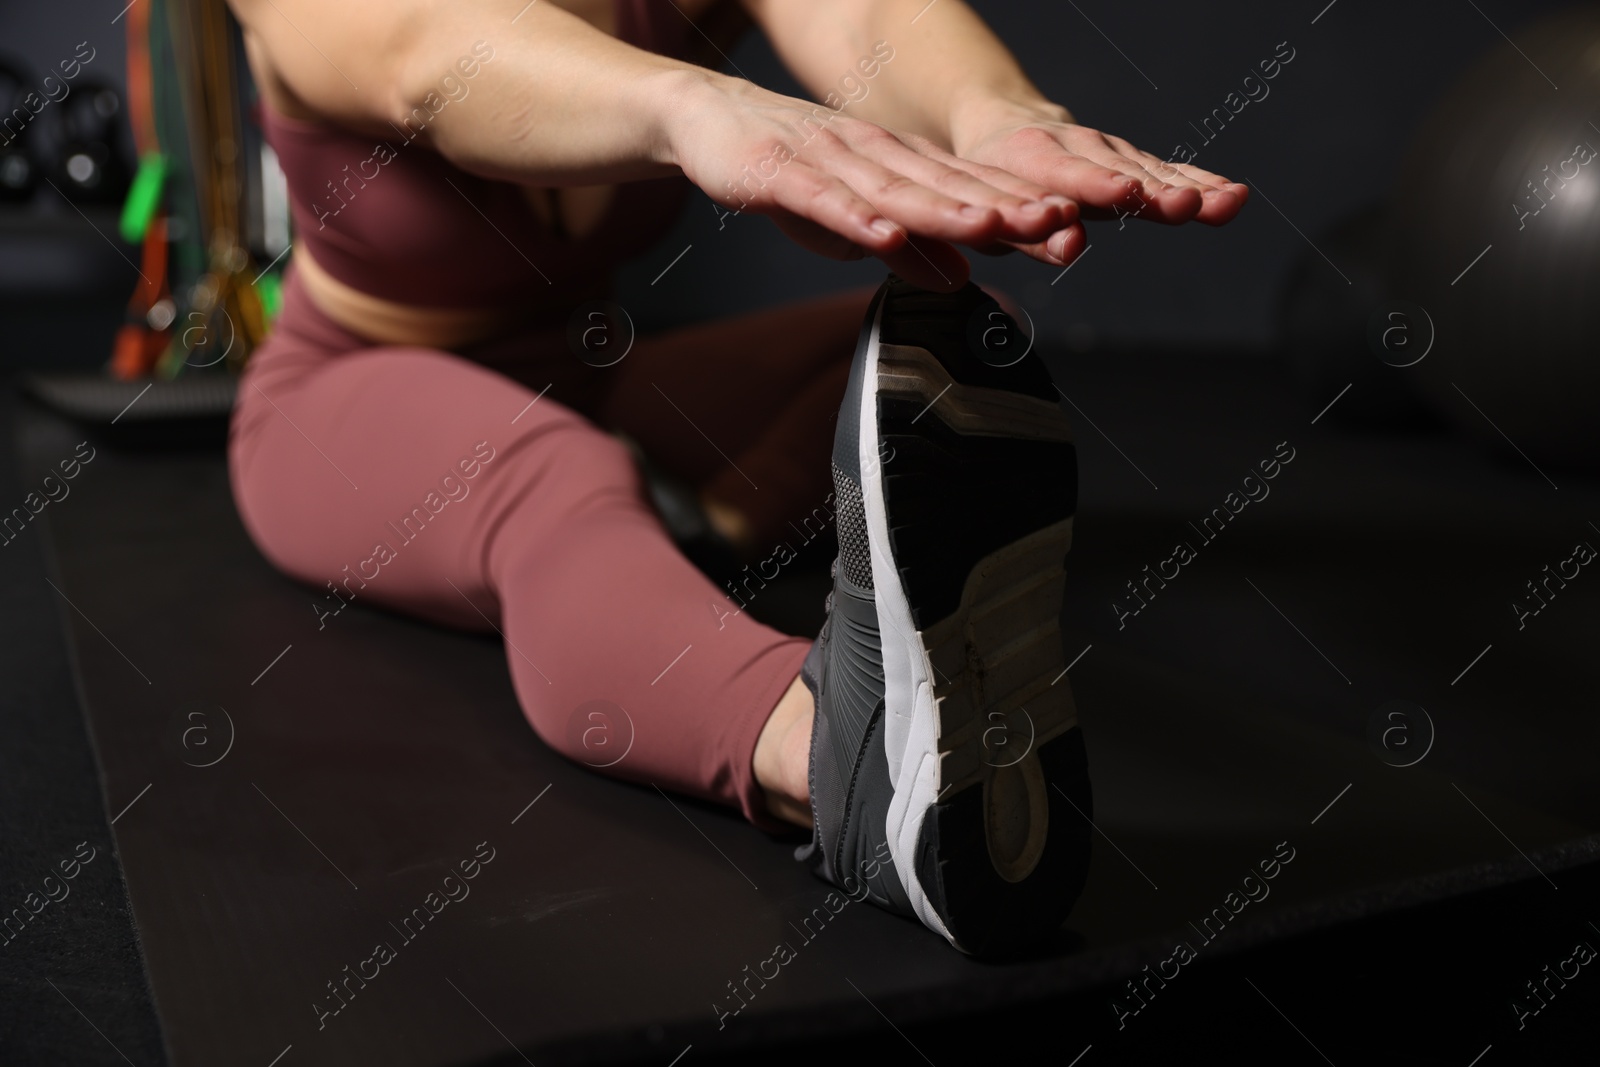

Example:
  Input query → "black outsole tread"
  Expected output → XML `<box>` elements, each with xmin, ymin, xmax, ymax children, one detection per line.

<box><xmin>916</xmin><ymin>730</ymin><xmax>1093</xmax><ymax>957</ymax></box>
<box><xmin>877</xmin><ymin>368</ymin><xmax>1076</xmax><ymax>627</ymax></box>
<box><xmin>871</xmin><ymin>277</ymin><xmax>1090</xmax><ymax>957</ymax></box>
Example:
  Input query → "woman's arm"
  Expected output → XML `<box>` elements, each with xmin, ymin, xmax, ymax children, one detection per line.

<box><xmin>229</xmin><ymin>0</ymin><xmax>1078</xmax><ymax>289</ymax></box>
<box><xmin>229</xmin><ymin>0</ymin><xmax>704</xmax><ymax>183</ymax></box>
<box><xmin>742</xmin><ymin>0</ymin><xmax>1248</xmax><ymax>262</ymax></box>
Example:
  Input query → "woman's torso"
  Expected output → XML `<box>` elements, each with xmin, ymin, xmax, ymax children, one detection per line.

<box><xmin>246</xmin><ymin>0</ymin><xmax>726</xmax><ymax>348</ymax></box>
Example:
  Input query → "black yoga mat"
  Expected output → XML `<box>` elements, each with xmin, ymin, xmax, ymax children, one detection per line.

<box><xmin>17</xmin><ymin>351</ymin><xmax>1600</xmax><ymax>1065</ymax></box>
<box><xmin>0</xmin><ymin>381</ymin><xmax>165</xmax><ymax>1066</ymax></box>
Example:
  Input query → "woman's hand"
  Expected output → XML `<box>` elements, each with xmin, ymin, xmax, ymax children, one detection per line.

<box><xmin>950</xmin><ymin>97</ymin><xmax>1249</xmax><ymax>266</ymax></box>
<box><xmin>664</xmin><ymin>71</ymin><xmax>1083</xmax><ymax>291</ymax></box>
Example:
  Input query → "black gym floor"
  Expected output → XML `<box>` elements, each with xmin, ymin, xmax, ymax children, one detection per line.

<box><xmin>4</xmin><ymin>350</ymin><xmax>1597</xmax><ymax>1065</ymax></box>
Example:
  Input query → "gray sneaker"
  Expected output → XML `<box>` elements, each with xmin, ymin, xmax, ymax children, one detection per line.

<box><xmin>797</xmin><ymin>275</ymin><xmax>1092</xmax><ymax>956</ymax></box>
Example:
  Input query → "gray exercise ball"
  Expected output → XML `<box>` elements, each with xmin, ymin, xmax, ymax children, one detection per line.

<box><xmin>1387</xmin><ymin>6</ymin><xmax>1600</xmax><ymax>470</ymax></box>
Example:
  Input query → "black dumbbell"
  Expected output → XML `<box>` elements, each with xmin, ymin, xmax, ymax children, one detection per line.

<box><xmin>51</xmin><ymin>78</ymin><xmax>130</xmax><ymax>204</ymax></box>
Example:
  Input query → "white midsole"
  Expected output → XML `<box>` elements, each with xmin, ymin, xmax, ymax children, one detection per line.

<box><xmin>857</xmin><ymin>309</ymin><xmax>952</xmax><ymax>941</ymax></box>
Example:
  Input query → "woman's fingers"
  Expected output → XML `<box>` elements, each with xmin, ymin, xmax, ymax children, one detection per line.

<box><xmin>1029</xmin><ymin>149</ymin><xmax>1151</xmax><ymax>218</ymax></box>
<box><xmin>1132</xmin><ymin>148</ymin><xmax>1236</xmax><ymax>192</ymax></box>
<box><xmin>849</xmin><ymin>127</ymin><xmax>1078</xmax><ymax>241</ymax></box>
<box><xmin>753</xmin><ymin>160</ymin><xmax>904</xmax><ymax>248</ymax></box>
<box><xmin>759</xmin><ymin>163</ymin><xmax>970</xmax><ymax>291</ymax></box>
<box><xmin>796</xmin><ymin>125</ymin><xmax>1054</xmax><ymax>246</ymax></box>
<box><xmin>1072</xmin><ymin>140</ymin><xmax>1205</xmax><ymax>223</ymax></box>
<box><xmin>1003</xmin><ymin>219</ymin><xmax>1089</xmax><ymax>269</ymax></box>
<box><xmin>1006</xmin><ymin>126</ymin><xmax>1200</xmax><ymax>224</ymax></box>
<box><xmin>1107</xmin><ymin>137</ymin><xmax>1248</xmax><ymax>225</ymax></box>
<box><xmin>754</xmin><ymin>127</ymin><xmax>1052</xmax><ymax>257</ymax></box>
<box><xmin>1186</xmin><ymin>182</ymin><xmax>1248</xmax><ymax>225</ymax></box>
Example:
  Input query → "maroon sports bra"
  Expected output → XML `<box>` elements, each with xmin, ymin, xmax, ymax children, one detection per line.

<box><xmin>260</xmin><ymin>0</ymin><xmax>694</xmax><ymax>314</ymax></box>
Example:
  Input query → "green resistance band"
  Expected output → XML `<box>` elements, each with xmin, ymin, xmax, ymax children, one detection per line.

<box><xmin>254</xmin><ymin>269</ymin><xmax>284</xmax><ymax>323</ymax></box>
<box><xmin>119</xmin><ymin>152</ymin><xmax>168</xmax><ymax>244</ymax></box>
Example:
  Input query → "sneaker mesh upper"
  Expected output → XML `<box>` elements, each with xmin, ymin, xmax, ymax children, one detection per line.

<box><xmin>832</xmin><ymin>462</ymin><xmax>873</xmax><ymax>591</ymax></box>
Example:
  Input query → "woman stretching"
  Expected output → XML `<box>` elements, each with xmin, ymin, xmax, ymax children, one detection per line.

<box><xmin>225</xmin><ymin>0</ymin><xmax>1245</xmax><ymax>955</ymax></box>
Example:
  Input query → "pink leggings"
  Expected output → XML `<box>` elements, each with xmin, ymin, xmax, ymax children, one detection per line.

<box><xmin>229</xmin><ymin>269</ymin><xmax>869</xmax><ymax>827</ymax></box>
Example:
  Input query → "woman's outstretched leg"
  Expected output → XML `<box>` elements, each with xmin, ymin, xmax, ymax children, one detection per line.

<box><xmin>230</xmin><ymin>271</ymin><xmax>812</xmax><ymax>828</ymax></box>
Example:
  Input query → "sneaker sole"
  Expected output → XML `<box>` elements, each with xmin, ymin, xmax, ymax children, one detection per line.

<box><xmin>858</xmin><ymin>281</ymin><xmax>1093</xmax><ymax>956</ymax></box>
